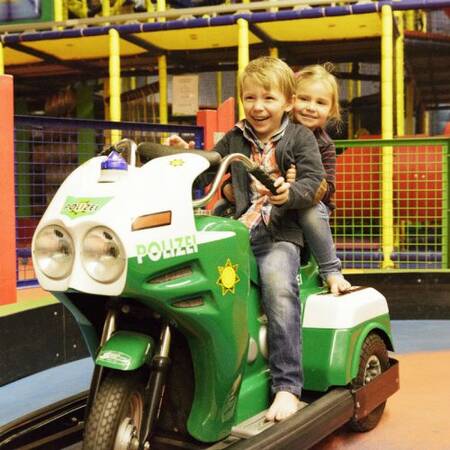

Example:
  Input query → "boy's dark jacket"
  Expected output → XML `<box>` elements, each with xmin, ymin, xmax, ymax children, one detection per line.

<box><xmin>213</xmin><ymin>121</ymin><xmax>326</xmax><ymax>247</ymax></box>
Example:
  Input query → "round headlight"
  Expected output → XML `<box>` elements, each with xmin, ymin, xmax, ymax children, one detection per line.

<box><xmin>81</xmin><ymin>226</ymin><xmax>125</xmax><ymax>283</ymax></box>
<box><xmin>33</xmin><ymin>225</ymin><xmax>74</xmax><ymax>280</ymax></box>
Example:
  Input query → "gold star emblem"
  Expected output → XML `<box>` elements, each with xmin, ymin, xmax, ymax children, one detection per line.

<box><xmin>169</xmin><ymin>158</ymin><xmax>184</xmax><ymax>167</ymax></box>
<box><xmin>216</xmin><ymin>259</ymin><xmax>240</xmax><ymax>295</ymax></box>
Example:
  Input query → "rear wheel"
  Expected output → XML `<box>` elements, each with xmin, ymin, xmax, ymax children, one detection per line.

<box><xmin>83</xmin><ymin>371</ymin><xmax>146</xmax><ymax>450</ymax></box>
<box><xmin>350</xmin><ymin>333</ymin><xmax>389</xmax><ymax>432</ymax></box>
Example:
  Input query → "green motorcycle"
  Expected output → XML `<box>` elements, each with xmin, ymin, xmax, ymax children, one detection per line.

<box><xmin>32</xmin><ymin>139</ymin><xmax>399</xmax><ymax>450</ymax></box>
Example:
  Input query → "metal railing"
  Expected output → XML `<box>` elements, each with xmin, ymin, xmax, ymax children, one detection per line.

<box><xmin>14</xmin><ymin>126</ymin><xmax>449</xmax><ymax>285</ymax></box>
<box><xmin>333</xmin><ymin>137</ymin><xmax>449</xmax><ymax>271</ymax></box>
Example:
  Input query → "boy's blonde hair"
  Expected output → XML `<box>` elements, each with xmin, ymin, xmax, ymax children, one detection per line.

<box><xmin>295</xmin><ymin>63</ymin><xmax>341</xmax><ymax>124</ymax></box>
<box><xmin>239</xmin><ymin>56</ymin><xmax>296</xmax><ymax>100</ymax></box>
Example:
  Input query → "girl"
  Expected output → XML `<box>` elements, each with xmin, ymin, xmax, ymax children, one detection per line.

<box><xmin>290</xmin><ymin>64</ymin><xmax>351</xmax><ymax>294</ymax></box>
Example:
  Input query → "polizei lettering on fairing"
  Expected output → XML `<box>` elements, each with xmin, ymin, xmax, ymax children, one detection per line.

<box><xmin>136</xmin><ymin>235</ymin><xmax>198</xmax><ymax>263</ymax></box>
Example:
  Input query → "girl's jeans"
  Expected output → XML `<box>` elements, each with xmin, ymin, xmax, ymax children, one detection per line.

<box><xmin>297</xmin><ymin>202</ymin><xmax>342</xmax><ymax>282</ymax></box>
<box><xmin>250</xmin><ymin>221</ymin><xmax>303</xmax><ymax>398</ymax></box>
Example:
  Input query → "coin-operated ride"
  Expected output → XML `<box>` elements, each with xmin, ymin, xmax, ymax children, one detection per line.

<box><xmin>32</xmin><ymin>139</ymin><xmax>399</xmax><ymax>450</ymax></box>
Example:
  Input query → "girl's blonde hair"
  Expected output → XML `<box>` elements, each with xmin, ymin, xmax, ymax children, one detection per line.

<box><xmin>295</xmin><ymin>63</ymin><xmax>341</xmax><ymax>124</ymax></box>
<box><xmin>239</xmin><ymin>56</ymin><xmax>296</xmax><ymax>100</ymax></box>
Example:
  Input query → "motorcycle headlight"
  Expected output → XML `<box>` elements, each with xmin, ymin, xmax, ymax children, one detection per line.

<box><xmin>81</xmin><ymin>226</ymin><xmax>125</xmax><ymax>283</ymax></box>
<box><xmin>33</xmin><ymin>225</ymin><xmax>74</xmax><ymax>280</ymax></box>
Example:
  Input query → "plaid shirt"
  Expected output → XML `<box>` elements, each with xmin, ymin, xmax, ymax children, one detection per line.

<box><xmin>237</xmin><ymin>116</ymin><xmax>289</xmax><ymax>231</ymax></box>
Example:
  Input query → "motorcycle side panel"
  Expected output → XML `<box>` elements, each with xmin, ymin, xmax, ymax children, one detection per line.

<box><xmin>125</xmin><ymin>215</ymin><xmax>254</xmax><ymax>442</ymax></box>
<box><xmin>302</xmin><ymin>314</ymin><xmax>391</xmax><ymax>391</ymax></box>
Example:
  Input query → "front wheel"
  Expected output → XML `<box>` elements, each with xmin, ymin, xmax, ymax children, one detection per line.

<box><xmin>349</xmin><ymin>333</ymin><xmax>390</xmax><ymax>432</ymax></box>
<box><xmin>83</xmin><ymin>371</ymin><xmax>146</xmax><ymax>450</ymax></box>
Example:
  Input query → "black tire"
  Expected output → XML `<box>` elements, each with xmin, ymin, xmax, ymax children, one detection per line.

<box><xmin>83</xmin><ymin>371</ymin><xmax>145</xmax><ymax>450</ymax></box>
<box><xmin>349</xmin><ymin>333</ymin><xmax>390</xmax><ymax>432</ymax></box>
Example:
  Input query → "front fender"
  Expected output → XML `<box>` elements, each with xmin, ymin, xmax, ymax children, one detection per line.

<box><xmin>96</xmin><ymin>331</ymin><xmax>155</xmax><ymax>371</ymax></box>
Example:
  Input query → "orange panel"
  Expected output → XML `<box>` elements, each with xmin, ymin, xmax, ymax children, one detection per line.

<box><xmin>0</xmin><ymin>75</ymin><xmax>17</xmax><ymax>305</ymax></box>
<box><xmin>197</xmin><ymin>109</ymin><xmax>217</xmax><ymax>151</ymax></box>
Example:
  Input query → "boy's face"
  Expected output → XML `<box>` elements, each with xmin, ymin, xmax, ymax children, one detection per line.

<box><xmin>241</xmin><ymin>77</ymin><xmax>293</xmax><ymax>143</ymax></box>
<box><xmin>293</xmin><ymin>80</ymin><xmax>332</xmax><ymax>131</ymax></box>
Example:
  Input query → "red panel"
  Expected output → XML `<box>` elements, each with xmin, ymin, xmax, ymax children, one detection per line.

<box><xmin>196</xmin><ymin>109</ymin><xmax>217</xmax><ymax>150</ymax></box>
<box><xmin>0</xmin><ymin>75</ymin><xmax>17</xmax><ymax>305</ymax></box>
<box><xmin>217</xmin><ymin>97</ymin><xmax>235</xmax><ymax>134</ymax></box>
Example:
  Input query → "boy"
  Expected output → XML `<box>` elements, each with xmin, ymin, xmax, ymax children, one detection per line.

<box><xmin>170</xmin><ymin>57</ymin><xmax>325</xmax><ymax>421</ymax></box>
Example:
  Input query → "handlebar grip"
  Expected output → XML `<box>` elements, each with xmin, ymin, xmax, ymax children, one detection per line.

<box><xmin>249</xmin><ymin>167</ymin><xmax>278</xmax><ymax>195</ymax></box>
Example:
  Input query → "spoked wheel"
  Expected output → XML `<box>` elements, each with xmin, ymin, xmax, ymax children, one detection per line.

<box><xmin>83</xmin><ymin>371</ymin><xmax>146</xmax><ymax>450</ymax></box>
<box><xmin>350</xmin><ymin>333</ymin><xmax>390</xmax><ymax>432</ymax></box>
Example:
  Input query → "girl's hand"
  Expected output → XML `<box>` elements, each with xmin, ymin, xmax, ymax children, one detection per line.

<box><xmin>223</xmin><ymin>183</ymin><xmax>236</xmax><ymax>203</ymax></box>
<box><xmin>286</xmin><ymin>164</ymin><xmax>296</xmax><ymax>184</ymax></box>
<box><xmin>164</xmin><ymin>134</ymin><xmax>195</xmax><ymax>149</ymax></box>
<box><xmin>269</xmin><ymin>177</ymin><xmax>290</xmax><ymax>205</ymax></box>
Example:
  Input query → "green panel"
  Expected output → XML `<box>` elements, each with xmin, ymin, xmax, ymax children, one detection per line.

<box><xmin>15</xmin><ymin>99</ymin><xmax>31</xmax><ymax>218</ymax></box>
<box><xmin>303</xmin><ymin>313</ymin><xmax>392</xmax><ymax>391</ymax></box>
<box><xmin>0</xmin><ymin>0</ymin><xmax>54</xmax><ymax>25</ymax></box>
<box><xmin>96</xmin><ymin>331</ymin><xmax>154</xmax><ymax>370</ymax></box>
<box><xmin>76</xmin><ymin>83</ymin><xmax>97</xmax><ymax>164</ymax></box>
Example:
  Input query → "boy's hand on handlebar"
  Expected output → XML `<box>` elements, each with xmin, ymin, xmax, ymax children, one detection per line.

<box><xmin>269</xmin><ymin>177</ymin><xmax>290</xmax><ymax>205</ymax></box>
<box><xmin>164</xmin><ymin>134</ymin><xmax>195</xmax><ymax>150</ymax></box>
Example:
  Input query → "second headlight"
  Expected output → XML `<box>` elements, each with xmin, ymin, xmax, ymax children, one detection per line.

<box><xmin>81</xmin><ymin>226</ymin><xmax>125</xmax><ymax>283</ymax></box>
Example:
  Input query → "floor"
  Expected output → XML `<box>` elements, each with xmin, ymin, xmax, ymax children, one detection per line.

<box><xmin>1</xmin><ymin>320</ymin><xmax>450</xmax><ymax>449</ymax></box>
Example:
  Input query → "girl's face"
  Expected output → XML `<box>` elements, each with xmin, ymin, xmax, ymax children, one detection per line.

<box><xmin>293</xmin><ymin>79</ymin><xmax>333</xmax><ymax>131</ymax></box>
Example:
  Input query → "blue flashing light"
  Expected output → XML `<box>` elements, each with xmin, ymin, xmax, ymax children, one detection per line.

<box><xmin>101</xmin><ymin>150</ymin><xmax>128</xmax><ymax>171</ymax></box>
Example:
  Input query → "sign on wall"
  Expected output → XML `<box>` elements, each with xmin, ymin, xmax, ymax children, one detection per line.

<box><xmin>172</xmin><ymin>75</ymin><xmax>199</xmax><ymax>116</ymax></box>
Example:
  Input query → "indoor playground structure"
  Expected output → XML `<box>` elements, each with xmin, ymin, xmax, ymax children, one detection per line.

<box><xmin>0</xmin><ymin>0</ymin><xmax>449</xmax><ymax>449</ymax></box>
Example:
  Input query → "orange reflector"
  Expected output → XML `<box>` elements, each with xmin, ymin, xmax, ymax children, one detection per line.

<box><xmin>132</xmin><ymin>211</ymin><xmax>172</xmax><ymax>231</ymax></box>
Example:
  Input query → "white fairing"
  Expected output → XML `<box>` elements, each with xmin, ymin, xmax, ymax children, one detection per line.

<box><xmin>303</xmin><ymin>287</ymin><xmax>389</xmax><ymax>329</ymax></box>
<box><xmin>32</xmin><ymin>153</ymin><xmax>234</xmax><ymax>295</ymax></box>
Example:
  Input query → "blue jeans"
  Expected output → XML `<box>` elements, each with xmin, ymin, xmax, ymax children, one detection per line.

<box><xmin>297</xmin><ymin>202</ymin><xmax>342</xmax><ymax>281</ymax></box>
<box><xmin>250</xmin><ymin>222</ymin><xmax>303</xmax><ymax>398</ymax></box>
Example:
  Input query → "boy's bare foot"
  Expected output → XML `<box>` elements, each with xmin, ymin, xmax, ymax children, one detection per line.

<box><xmin>265</xmin><ymin>391</ymin><xmax>301</xmax><ymax>422</ymax></box>
<box><xmin>327</xmin><ymin>274</ymin><xmax>352</xmax><ymax>295</ymax></box>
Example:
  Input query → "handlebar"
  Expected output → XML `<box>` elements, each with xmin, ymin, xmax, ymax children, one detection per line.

<box><xmin>106</xmin><ymin>140</ymin><xmax>278</xmax><ymax>207</ymax></box>
<box><xmin>193</xmin><ymin>153</ymin><xmax>278</xmax><ymax>208</ymax></box>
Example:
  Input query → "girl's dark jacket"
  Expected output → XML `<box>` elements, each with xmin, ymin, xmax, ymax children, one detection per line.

<box><xmin>213</xmin><ymin>121</ymin><xmax>326</xmax><ymax>247</ymax></box>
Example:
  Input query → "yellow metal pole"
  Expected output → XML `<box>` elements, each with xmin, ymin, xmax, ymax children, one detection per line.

<box><xmin>0</xmin><ymin>42</ymin><xmax>4</xmax><ymax>75</ymax></box>
<box><xmin>347</xmin><ymin>63</ymin><xmax>354</xmax><ymax>139</ymax></box>
<box><xmin>422</xmin><ymin>109</ymin><xmax>430</xmax><ymax>135</ymax></box>
<box><xmin>157</xmin><ymin>0</ymin><xmax>166</xmax><ymax>21</ymax></box>
<box><xmin>355</xmin><ymin>78</ymin><xmax>361</xmax><ymax>131</ymax></box>
<box><xmin>381</xmin><ymin>4</ymin><xmax>395</xmax><ymax>268</ymax></box>
<box><xmin>395</xmin><ymin>12</ymin><xmax>405</xmax><ymax>136</ymax></box>
<box><xmin>216</xmin><ymin>71</ymin><xmax>222</xmax><ymax>106</ymax></box>
<box><xmin>54</xmin><ymin>0</ymin><xmax>64</xmax><ymax>21</ymax></box>
<box><xmin>146</xmin><ymin>0</ymin><xmax>155</xmax><ymax>22</ymax></box>
<box><xmin>54</xmin><ymin>0</ymin><xmax>64</xmax><ymax>29</ymax></box>
<box><xmin>406</xmin><ymin>80</ymin><xmax>414</xmax><ymax>134</ymax></box>
<box><xmin>238</xmin><ymin>18</ymin><xmax>249</xmax><ymax>120</ymax></box>
<box><xmin>0</xmin><ymin>41</ymin><xmax>5</xmax><ymax>75</ymax></box>
<box><xmin>405</xmin><ymin>11</ymin><xmax>415</xmax><ymax>30</ymax></box>
<box><xmin>269</xmin><ymin>47</ymin><xmax>279</xmax><ymax>58</ymax></box>
<box><xmin>421</xmin><ymin>10</ymin><xmax>427</xmax><ymax>31</ymax></box>
<box><xmin>158</xmin><ymin>55</ymin><xmax>168</xmax><ymax>125</ymax></box>
<box><xmin>102</xmin><ymin>0</ymin><xmax>111</xmax><ymax>17</ymax></box>
<box><xmin>109</xmin><ymin>29</ymin><xmax>121</xmax><ymax>143</ymax></box>
<box><xmin>157</xmin><ymin>0</ymin><xmax>167</xmax><ymax>129</ymax></box>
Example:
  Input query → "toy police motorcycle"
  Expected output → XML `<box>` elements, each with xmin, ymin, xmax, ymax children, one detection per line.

<box><xmin>32</xmin><ymin>139</ymin><xmax>399</xmax><ymax>450</ymax></box>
